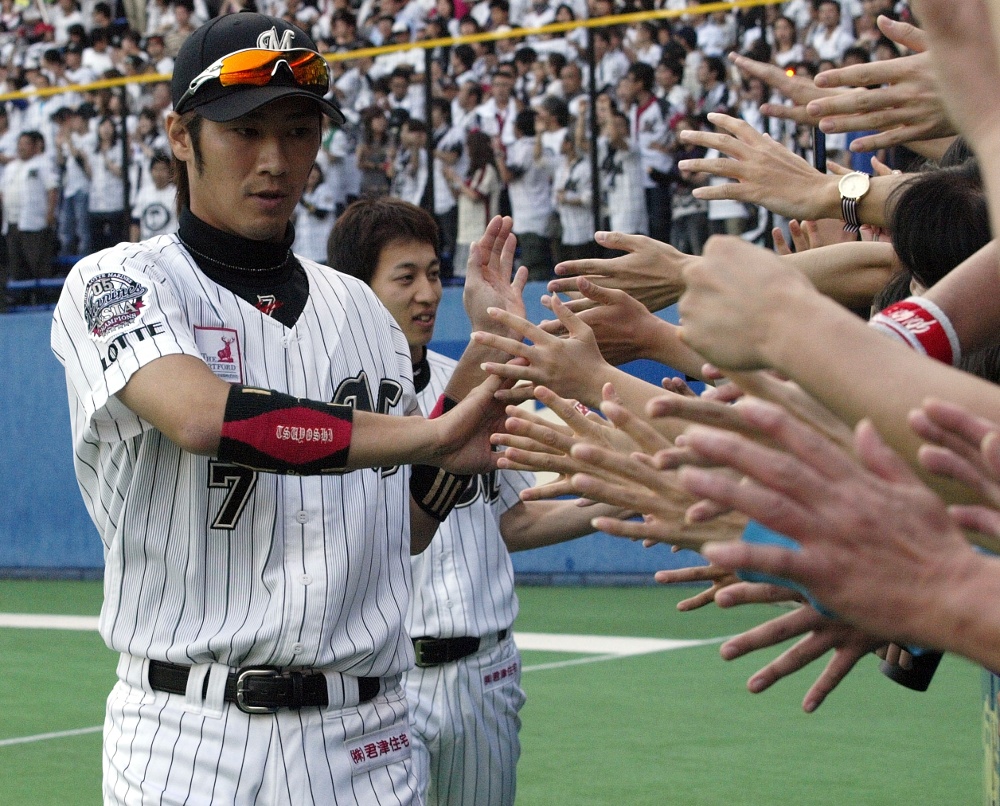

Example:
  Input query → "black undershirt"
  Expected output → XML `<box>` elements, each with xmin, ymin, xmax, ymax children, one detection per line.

<box><xmin>412</xmin><ymin>348</ymin><xmax>430</xmax><ymax>394</ymax></box>
<box><xmin>178</xmin><ymin>209</ymin><xmax>309</xmax><ymax>328</ymax></box>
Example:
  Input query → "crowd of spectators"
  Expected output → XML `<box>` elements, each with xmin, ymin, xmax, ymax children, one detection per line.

<box><xmin>0</xmin><ymin>0</ymin><xmax>912</xmax><ymax>309</ymax></box>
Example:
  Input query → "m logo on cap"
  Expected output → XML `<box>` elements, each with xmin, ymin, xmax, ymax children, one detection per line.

<box><xmin>257</xmin><ymin>27</ymin><xmax>295</xmax><ymax>51</ymax></box>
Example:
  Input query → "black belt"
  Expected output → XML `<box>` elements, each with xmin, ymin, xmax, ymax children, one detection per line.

<box><xmin>147</xmin><ymin>660</ymin><xmax>380</xmax><ymax>714</ymax></box>
<box><xmin>412</xmin><ymin>630</ymin><xmax>508</xmax><ymax>667</ymax></box>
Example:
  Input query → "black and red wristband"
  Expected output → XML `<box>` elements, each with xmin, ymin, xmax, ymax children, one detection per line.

<box><xmin>218</xmin><ymin>385</ymin><xmax>354</xmax><ymax>475</ymax></box>
<box><xmin>409</xmin><ymin>393</ymin><xmax>471</xmax><ymax>521</ymax></box>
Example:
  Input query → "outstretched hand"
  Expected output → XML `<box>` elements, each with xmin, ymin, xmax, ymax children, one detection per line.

<box><xmin>678</xmin><ymin>113</ymin><xmax>833</xmax><ymax>223</ymax></box>
<box><xmin>808</xmin><ymin>16</ymin><xmax>954</xmax><ymax>153</ymax></box>
<box><xmin>718</xmin><ymin>602</ymin><xmax>885</xmax><ymax>713</ymax></box>
<box><xmin>548</xmin><ymin>231</ymin><xmax>695</xmax><ymax>314</ymax></box>
<box><xmin>676</xmin><ymin>399</ymin><xmax>982</xmax><ymax>647</ymax></box>
<box><xmin>463</xmin><ymin>214</ymin><xmax>528</xmax><ymax>335</ymax></box>
<box><xmin>474</xmin><ymin>292</ymin><xmax>614</xmax><ymax>408</ymax></box>
<box><xmin>538</xmin><ymin>276</ymin><xmax>670</xmax><ymax>367</ymax></box>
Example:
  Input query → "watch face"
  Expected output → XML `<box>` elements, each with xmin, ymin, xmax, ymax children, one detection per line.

<box><xmin>839</xmin><ymin>172</ymin><xmax>870</xmax><ymax>200</ymax></box>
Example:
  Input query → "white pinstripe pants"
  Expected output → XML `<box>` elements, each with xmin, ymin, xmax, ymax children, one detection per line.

<box><xmin>404</xmin><ymin>636</ymin><xmax>525</xmax><ymax>806</ymax></box>
<box><xmin>103</xmin><ymin>657</ymin><xmax>422</xmax><ymax>805</ymax></box>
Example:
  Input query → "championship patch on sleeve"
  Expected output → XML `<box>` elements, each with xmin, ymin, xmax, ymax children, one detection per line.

<box><xmin>84</xmin><ymin>272</ymin><xmax>148</xmax><ymax>340</ymax></box>
<box><xmin>345</xmin><ymin>721</ymin><xmax>412</xmax><ymax>776</ymax></box>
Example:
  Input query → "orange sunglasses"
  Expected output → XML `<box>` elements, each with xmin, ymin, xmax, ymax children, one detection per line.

<box><xmin>176</xmin><ymin>47</ymin><xmax>331</xmax><ymax>112</ymax></box>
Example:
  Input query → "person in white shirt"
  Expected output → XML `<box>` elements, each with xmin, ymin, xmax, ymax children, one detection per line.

<box><xmin>387</xmin><ymin>67</ymin><xmax>427</xmax><ymax>126</ymax></box>
<box><xmin>55</xmin><ymin>106</ymin><xmax>93</xmax><ymax>256</ymax></box>
<box><xmin>593</xmin><ymin>28</ymin><xmax>630</xmax><ymax>95</ymax></box>
<box><xmin>51</xmin><ymin>0</ymin><xmax>84</xmax><ymax>45</ymax></box>
<box><xmin>806</xmin><ymin>0</ymin><xmax>856</xmax><ymax>63</ymax></box>
<box><xmin>696</xmin><ymin>10</ymin><xmax>735</xmax><ymax>57</ymax></box>
<box><xmin>82</xmin><ymin>27</ymin><xmax>115</xmax><ymax>76</ymax></box>
<box><xmin>553</xmin><ymin>132</ymin><xmax>595</xmax><ymax>261</ymax></box>
<box><xmin>498</xmin><ymin>108</ymin><xmax>557</xmax><ymax>280</ymax></box>
<box><xmin>391</xmin><ymin>118</ymin><xmax>430</xmax><ymax>207</ymax></box>
<box><xmin>144</xmin><ymin>34</ymin><xmax>174</xmax><ymax>75</ymax></box>
<box><xmin>292</xmin><ymin>163</ymin><xmax>336</xmax><ymax>262</ymax></box>
<box><xmin>476</xmin><ymin>67</ymin><xmax>519</xmax><ymax>150</ymax></box>
<box><xmin>83</xmin><ymin>115</ymin><xmax>127</xmax><ymax>252</ymax></box>
<box><xmin>429</xmin><ymin>98</ymin><xmax>460</xmax><ymax>278</ymax></box>
<box><xmin>2</xmin><ymin>130</ymin><xmax>58</xmax><ymax>302</ymax></box>
<box><xmin>618</xmin><ymin>61</ymin><xmax>673</xmax><ymax>244</ymax></box>
<box><xmin>600</xmin><ymin>108</ymin><xmax>648</xmax><ymax>236</ymax></box>
<box><xmin>443</xmin><ymin>130</ymin><xmax>502</xmax><ymax>278</ymax></box>
<box><xmin>625</xmin><ymin>21</ymin><xmax>662</xmax><ymax>67</ymax></box>
<box><xmin>655</xmin><ymin>58</ymin><xmax>692</xmax><ymax>118</ymax></box>
<box><xmin>129</xmin><ymin>151</ymin><xmax>177</xmax><ymax>242</ymax></box>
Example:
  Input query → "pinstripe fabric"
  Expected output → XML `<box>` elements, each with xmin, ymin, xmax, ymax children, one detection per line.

<box><xmin>103</xmin><ymin>670</ymin><xmax>420</xmax><ymax>805</ymax></box>
<box><xmin>404</xmin><ymin>350</ymin><xmax>529</xmax><ymax>806</ymax></box>
<box><xmin>52</xmin><ymin>236</ymin><xmax>425</xmax><ymax>804</ymax></box>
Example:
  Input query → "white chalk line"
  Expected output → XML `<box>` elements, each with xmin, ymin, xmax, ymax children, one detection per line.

<box><xmin>0</xmin><ymin>613</ymin><xmax>727</xmax><ymax>748</ymax></box>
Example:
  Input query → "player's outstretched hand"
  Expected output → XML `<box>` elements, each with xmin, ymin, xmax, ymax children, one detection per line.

<box><xmin>432</xmin><ymin>373</ymin><xmax>509</xmax><ymax>475</ymax></box>
<box><xmin>678</xmin><ymin>399</ymin><xmax>982</xmax><ymax>648</ymax></box>
<box><xmin>548</xmin><ymin>231</ymin><xmax>696</xmax><ymax>314</ymax></box>
<box><xmin>678</xmin><ymin>113</ymin><xmax>833</xmax><ymax>223</ymax></box>
<box><xmin>718</xmin><ymin>601</ymin><xmax>885</xmax><ymax>713</ymax></box>
<box><xmin>463</xmin><ymin>215</ymin><xmax>528</xmax><ymax>335</ymax></box>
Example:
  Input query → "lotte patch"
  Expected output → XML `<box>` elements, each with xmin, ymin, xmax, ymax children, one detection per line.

<box><xmin>84</xmin><ymin>272</ymin><xmax>148</xmax><ymax>340</ymax></box>
<box><xmin>195</xmin><ymin>326</ymin><xmax>244</xmax><ymax>384</ymax></box>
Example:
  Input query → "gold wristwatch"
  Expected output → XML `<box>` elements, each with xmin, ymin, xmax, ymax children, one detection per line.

<box><xmin>838</xmin><ymin>170</ymin><xmax>870</xmax><ymax>233</ymax></box>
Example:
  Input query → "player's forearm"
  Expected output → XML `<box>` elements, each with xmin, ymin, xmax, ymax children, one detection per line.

<box><xmin>347</xmin><ymin>410</ymin><xmax>441</xmax><ymax>468</ymax></box>
<box><xmin>785</xmin><ymin>241</ymin><xmax>899</xmax><ymax>309</ymax></box>
<box><xmin>761</xmin><ymin>290</ymin><xmax>1000</xmax><ymax>503</ymax></box>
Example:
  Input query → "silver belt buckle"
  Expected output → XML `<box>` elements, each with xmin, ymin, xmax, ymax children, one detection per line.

<box><xmin>235</xmin><ymin>667</ymin><xmax>282</xmax><ymax>714</ymax></box>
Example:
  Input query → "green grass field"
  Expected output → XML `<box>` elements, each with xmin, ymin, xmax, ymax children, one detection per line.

<box><xmin>0</xmin><ymin>581</ymin><xmax>983</xmax><ymax>805</ymax></box>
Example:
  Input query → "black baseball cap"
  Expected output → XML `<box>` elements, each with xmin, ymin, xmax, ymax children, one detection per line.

<box><xmin>170</xmin><ymin>11</ymin><xmax>343</xmax><ymax>123</ymax></box>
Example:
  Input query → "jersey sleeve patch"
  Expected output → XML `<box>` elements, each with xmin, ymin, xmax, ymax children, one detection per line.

<box><xmin>84</xmin><ymin>272</ymin><xmax>149</xmax><ymax>341</ymax></box>
<box><xmin>195</xmin><ymin>327</ymin><xmax>244</xmax><ymax>384</ymax></box>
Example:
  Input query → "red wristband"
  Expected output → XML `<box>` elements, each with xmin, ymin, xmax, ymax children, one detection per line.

<box><xmin>868</xmin><ymin>296</ymin><xmax>961</xmax><ymax>367</ymax></box>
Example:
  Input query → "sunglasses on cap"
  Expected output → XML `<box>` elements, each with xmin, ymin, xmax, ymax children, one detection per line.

<box><xmin>175</xmin><ymin>47</ymin><xmax>331</xmax><ymax>113</ymax></box>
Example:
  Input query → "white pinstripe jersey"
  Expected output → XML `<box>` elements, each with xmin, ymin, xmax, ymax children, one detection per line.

<box><xmin>51</xmin><ymin>235</ymin><xmax>420</xmax><ymax>676</ymax></box>
<box><xmin>406</xmin><ymin>350</ymin><xmax>532</xmax><ymax>639</ymax></box>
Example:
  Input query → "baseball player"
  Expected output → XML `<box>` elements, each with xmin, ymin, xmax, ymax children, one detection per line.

<box><xmin>330</xmin><ymin>197</ymin><xmax>622</xmax><ymax>806</ymax></box>
<box><xmin>50</xmin><ymin>13</ymin><xmax>515</xmax><ymax>805</ymax></box>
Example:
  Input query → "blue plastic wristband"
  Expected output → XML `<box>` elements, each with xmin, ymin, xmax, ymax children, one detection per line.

<box><xmin>738</xmin><ymin>521</ymin><xmax>836</xmax><ymax>619</ymax></box>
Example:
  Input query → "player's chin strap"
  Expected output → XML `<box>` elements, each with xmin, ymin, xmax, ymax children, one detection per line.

<box><xmin>409</xmin><ymin>395</ymin><xmax>473</xmax><ymax>522</ymax></box>
<box><xmin>219</xmin><ymin>385</ymin><xmax>353</xmax><ymax>474</ymax></box>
